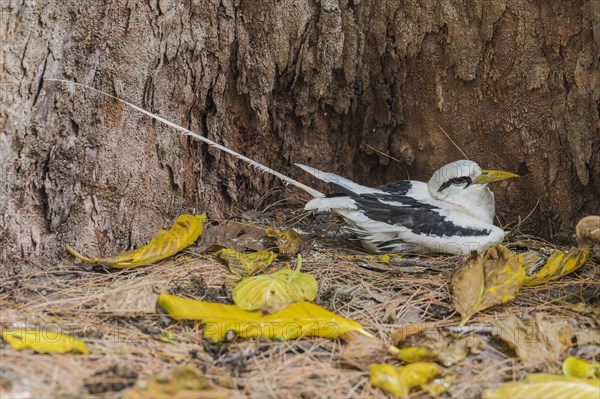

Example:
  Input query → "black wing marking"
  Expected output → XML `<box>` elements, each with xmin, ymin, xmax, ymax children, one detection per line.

<box><xmin>327</xmin><ymin>180</ymin><xmax>413</xmax><ymax>197</ymax></box>
<box><xmin>353</xmin><ymin>193</ymin><xmax>491</xmax><ymax>237</ymax></box>
<box><xmin>377</xmin><ymin>180</ymin><xmax>413</xmax><ymax>194</ymax></box>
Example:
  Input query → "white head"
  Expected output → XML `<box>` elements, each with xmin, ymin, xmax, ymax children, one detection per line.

<box><xmin>427</xmin><ymin>160</ymin><xmax>519</xmax><ymax>223</ymax></box>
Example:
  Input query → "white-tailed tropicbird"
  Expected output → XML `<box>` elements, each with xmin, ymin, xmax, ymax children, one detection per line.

<box><xmin>47</xmin><ymin>80</ymin><xmax>519</xmax><ymax>256</ymax></box>
<box><xmin>296</xmin><ymin>160</ymin><xmax>519</xmax><ymax>255</ymax></box>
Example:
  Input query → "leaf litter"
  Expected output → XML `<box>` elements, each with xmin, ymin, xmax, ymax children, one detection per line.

<box><xmin>1</xmin><ymin>208</ymin><xmax>599</xmax><ymax>398</ymax></box>
<box><xmin>231</xmin><ymin>254</ymin><xmax>318</xmax><ymax>312</ymax></box>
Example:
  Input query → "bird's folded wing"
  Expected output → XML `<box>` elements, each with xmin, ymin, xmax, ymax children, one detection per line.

<box><xmin>353</xmin><ymin>193</ymin><xmax>492</xmax><ymax>238</ymax></box>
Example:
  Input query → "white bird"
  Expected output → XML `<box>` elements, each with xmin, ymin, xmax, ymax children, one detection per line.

<box><xmin>48</xmin><ymin>80</ymin><xmax>519</xmax><ymax>255</ymax></box>
<box><xmin>296</xmin><ymin>160</ymin><xmax>519</xmax><ymax>255</ymax></box>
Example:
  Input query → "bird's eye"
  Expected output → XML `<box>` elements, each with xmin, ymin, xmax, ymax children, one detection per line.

<box><xmin>438</xmin><ymin>176</ymin><xmax>473</xmax><ymax>192</ymax></box>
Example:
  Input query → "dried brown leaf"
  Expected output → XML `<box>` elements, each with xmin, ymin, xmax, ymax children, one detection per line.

<box><xmin>451</xmin><ymin>245</ymin><xmax>525</xmax><ymax>325</ymax></box>
<box><xmin>197</xmin><ymin>221</ymin><xmax>267</xmax><ymax>253</ymax></box>
<box><xmin>494</xmin><ymin>313</ymin><xmax>572</xmax><ymax>367</ymax></box>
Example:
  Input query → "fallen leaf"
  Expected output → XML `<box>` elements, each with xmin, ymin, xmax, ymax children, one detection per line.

<box><xmin>563</xmin><ymin>357</ymin><xmax>600</xmax><ymax>379</ymax></box>
<box><xmin>231</xmin><ymin>254</ymin><xmax>317</xmax><ymax>313</ymax></box>
<box><xmin>122</xmin><ymin>364</ymin><xmax>236</xmax><ymax>399</ymax></box>
<box><xmin>435</xmin><ymin>337</ymin><xmax>472</xmax><ymax>367</ymax></box>
<box><xmin>157</xmin><ymin>293</ymin><xmax>371</xmax><ymax>342</ymax></box>
<box><xmin>369</xmin><ymin>364</ymin><xmax>405</xmax><ymax>398</ymax></box>
<box><xmin>391</xmin><ymin>346</ymin><xmax>437</xmax><ymax>363</ymax></box>
<box><xmin>482</xmin><ymin>373</ymin><xmax>600</xmax><ymax>399</ymax></box>
<box><xmin>369</xmin><ymin>364</ymin><xmax>406</xmax><ymax>398</ymax></box>
<box><xmin>216</xmin><ymin>249</ymin><xmax>277</xmax><ymax>278</ymax></box>
<box><xmin>451</xmin><ymin>245</ymin><xmax>525</xmax><ymax>325</ymax></box>
<box><xmin>391</xmin><ymin>323</ymin><xmax>436</xmax><ymax>344</ymax></box>
<box><xmin>66</xmin><ymin>213</ymin><xmax>207</xmax><ymax>268</ymax></box>
<box><xmin>494</xmin><ymin>313</ymin><xmax>572</xmax><ymax>367</ymax></box>
<box><xmin>265</xmin><ymin>228</ymin><xmax>302</xmax><ymax>256</ymax></box>
<box><xmin>2</xmin><ymin>327</ymin><xmax>89</xmax><ymax>355</ymax></box>
<box><xmin>197</xmin><ymin>221</ymin><xmax>267</xmax><ymax>253</ymax></box>
<box><xmin>523</xmin><ymin>247</ymin><xmax>589</xmax><ymax>286</ymax></box>
<box><xmin>391</xmin><ymin>335</ymin><xmax>478</xmax><ymax>367</ymax></box>
<box><xmin>369</xmin><ymin>362</ymin><xmax>440</xmax><ymax>398</ymax></box>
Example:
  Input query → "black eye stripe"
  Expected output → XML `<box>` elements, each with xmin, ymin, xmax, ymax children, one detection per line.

<box><xmin>438</xmin><ymin>176</ymin><xmax>473</xmax><ymax>192</ymax></box>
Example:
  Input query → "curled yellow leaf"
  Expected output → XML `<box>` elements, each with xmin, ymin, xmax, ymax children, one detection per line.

<box><xmin>232</xmin><ymin>254</ymin><xmax>318</xmax><ymax>313</ymax></box>
<box><xmin>370</xmin><ymin>362</ymin><xmax>440</xmax><ymax>398</ymax></box>
<box><xmin>2</xmin><ymin>327</ymin><xmax>89</xmax><ymax>355</ymax></box>
<box><xmin>66</xmin><ymin>213</ymin><xmax>207</xmax><ymax>268</ymax></box>
<box><xmin>451</xmin><ymin>245</ymin><xmax>525</xmax><ymax>325</ymax></box>
<box><xmin>563</xmin><ymin>357</ymin><xmax>600</xmax><ymax>379</ymax></box>
<box><xmin>216</xmin><ymin>249</ymin><xmax>277</xmax><ymax>277</ymax></box>
<box><xmin>392</xmin><ymin>346</ymin><xmax>437</xmax><ymax>363</ymax></box>
<box><xmin>156</xmin><ymin>293</ymin><xmax>370</xmax><ymax>342</ymax></box>
<box><xmin>523</xmin><ymin>247</ymin><xmax>589</xmax><ymax>287</ymax></box>
<box><xmin>265</xmin><ymin>228</ymin><xmax>302</xmax><ymax>256</ymax></box>
<box><xmin>369</xmin><ymin>364</ymin><xmax>405</xmax><ymax>398</ymax></box>
<box><xmin>392</xmin><ymin>340</ymin><xmax>470</xmax><ymax>367</ymax></box>
<box><xmin>482</xmin><ymin>373</ymin><xmax>600</xmax><ymax>399</ymax></box>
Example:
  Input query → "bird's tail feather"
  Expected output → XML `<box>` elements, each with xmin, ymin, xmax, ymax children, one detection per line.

<box><xmin>45</xmin><ymin>79</ymin><xmax>324</xmax><ymax>199</ymax></box>
<box><xmin>295</xmin><ymin>163</ymin><xmax>377</xmax><ymax>195</ymax></box>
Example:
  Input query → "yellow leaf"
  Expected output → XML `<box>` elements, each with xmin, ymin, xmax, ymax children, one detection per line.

<box><xmin>370</xmin><ymin>362</ymin><xmax>440</xmax><ymax>398</ymax></box>
<box><xmin>391</xmin><ymin>331</ymin><xmax>477</xmax><ymax>367</ymax></box>
<box><xmin>66</xmin><ymin>213</ymin><xmax>207</xmax><ymax>268</ymax></box>
<box><xmin>232</xmin><ymin>254</ymin><xmax>318</xmax><ymax>313</ymax></box>
<box><xmin>369</xmin><ymin>364</ymin><xmax>405</xmax><ymax>398</ymax></box>
<box><xmin>523</xmin><ymin>247</ymin><xmax>589</xmax><ymax>286</ymax></box>
<box><xmin>563</xmin><ymin>357</ymin><xmax>600</xmax><ymax>379</ymax></box>
<box><xmin>265</xmin><ymin>228</ymin><xmax>302</xmax><ymax>256</ymax></box>
<box><xmin>157</xmin><ymin>293</ymin><xmax>370</xmax><ymax>342</ymax></box>
<box><xmin>451</xmin><ymin>245</ymin><xmax>525</xmax><ymax>325</ymax></box>
<box><xmin>216</xmin><ymin>249</ymin><xmax>277</xmax><ymax>277</ymax></box>
<box><xmin>2</xmin><ymin>327</ymin><xmax>89</xmax><ymax>355</ymax></box>
<box><xmin>482</xmin><ymin>373</ymin><xmax>600</xmax><ymax>399</ymax></box>
<box><xmin>392</xmin><ymin>346</ymin><xmax>437</xmax><ymax>363</ymax></box>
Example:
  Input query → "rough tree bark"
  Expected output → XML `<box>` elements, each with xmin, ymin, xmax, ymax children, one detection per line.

<box><xmin>1</xmin><ymin>0</ymin><xmax>599</xmax><ymax>274</ymax></box>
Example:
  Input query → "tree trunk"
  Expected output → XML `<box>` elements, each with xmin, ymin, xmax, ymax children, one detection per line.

<box><xmin>2</xmin><ymin>0</ymin><xmax>599</xmax><ymax>273</ymax></box>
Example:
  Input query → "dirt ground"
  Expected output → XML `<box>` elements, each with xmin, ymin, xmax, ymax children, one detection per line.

<box><xmin>1</xmin><ymin>202</ymin><xmax>599</xmax><ymax>398</ymax></box>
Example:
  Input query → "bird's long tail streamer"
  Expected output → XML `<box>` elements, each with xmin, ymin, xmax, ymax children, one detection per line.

<box><xmin>45</xmin><ymin>79</ymin><xmax>324</xmax><ymax>198</ymax></box>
